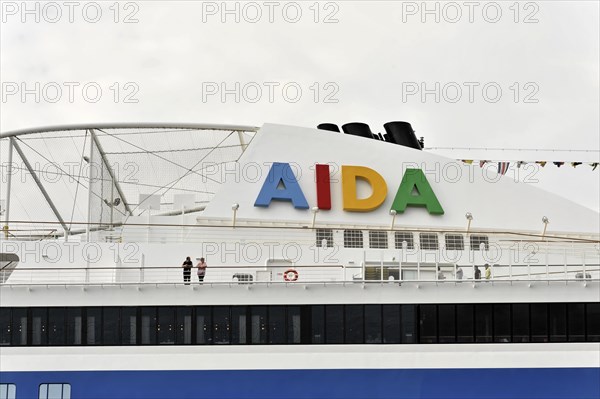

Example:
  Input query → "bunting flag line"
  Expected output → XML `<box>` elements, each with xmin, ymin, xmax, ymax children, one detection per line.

<box><xmin>497</xmin><ymin>162</ymin><xmax>510</xmax><ymax>175</ymax></box>
<box><xmin>455</xmin><ymin>159</ymin><xmax>598</xmax><ymax>170</ymax></box>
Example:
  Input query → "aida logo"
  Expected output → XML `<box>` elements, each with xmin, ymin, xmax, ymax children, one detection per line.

<box><xmin>254</xmin><ymin>162</ymin><xmax>444</xmax><ymax>215</ymax></box>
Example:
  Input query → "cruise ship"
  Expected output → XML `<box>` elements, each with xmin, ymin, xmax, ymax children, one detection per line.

<box><xmin>0</xmin><ymin>122</ymin><xmax>599</xmax><ymax>399</ymax></box>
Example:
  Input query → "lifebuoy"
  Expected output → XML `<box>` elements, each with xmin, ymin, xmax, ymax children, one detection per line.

<box><xmin>283</xmin><ymin>269</ymin><xmax>299</xmax><ymax>282</ymax></box>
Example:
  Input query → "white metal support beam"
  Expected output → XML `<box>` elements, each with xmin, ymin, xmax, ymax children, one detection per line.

<box><xmin>11</xmin><ymin>138</ymin><xmax>69</xmax><ymax>234</ymax></box>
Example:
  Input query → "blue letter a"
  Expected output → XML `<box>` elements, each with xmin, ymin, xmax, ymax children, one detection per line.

<box><xmin>254</xmin><ymin>162</ymin><xmax>309</xmax><ymax>209</ymax></box>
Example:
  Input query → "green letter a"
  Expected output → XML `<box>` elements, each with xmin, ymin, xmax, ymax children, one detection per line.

<box><xmin>391</xmin><ymin>169</ymin><xmax>444</xmax><ymax>215</ymax></box>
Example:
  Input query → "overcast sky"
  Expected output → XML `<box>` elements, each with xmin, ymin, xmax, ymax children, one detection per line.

<box><xmin>1</xmin><ymin>1</ymin><xmax>599</xmax><ymax>211</ymax></box>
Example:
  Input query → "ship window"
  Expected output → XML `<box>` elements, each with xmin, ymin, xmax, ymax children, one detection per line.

<box><xmin>345</xmin><ymin>305</ymin><xmax>364</xmax><ymax>344</ymax></box>
<box><xmin>103</xmin><ymin>307</ymin><xmax>120</xmax><ymax>346</ymax></box>
<box><xmin>86</xmin><ymin>307</ymin><xmax>103</xmax><ymax>345</ymax></box>
<box><xmin>438</xmin><ymin>304</ymin><xmax>456</xmax><ymax>343</ymax></box>
<box><xmin>531</xmin><ymin>304</ymin><xmax>548</xmax><ymax>342</ymax></box>
<box><xmin>212</xmin><ymin>306</ymin><xmax>230</xmax><ymax>345</ymax></box>
<box><xmin>343</xmin><ymin>230</ymin><xmax>363</xmax><ymax>248</ymax></box>
<box><xmin>157</xmin><ymin>307</ymin><xmax>176</xmax><ymax>345</ymax></box>
<box><xmin>250</xmin><ymin>306</ymin><xmax>267</xmax><ymax>344</ymax></box>
<box><xmin>444</xmin><ymin>234</ymin><xmax>464</xmax><ymax>250</ymax></box>
<box><xmin>586</xmin><ymin>303</ymin><xmax>600</xmax><ymax>342</ymax></box>
<box><xmin>39</xmin><ymin>383</ymin><xmax>70</xmax><ymax>399</ymax></box>
<box><xmin>0</xmin><ymin>308</ymin><xmax>10</xmax><ymax>346</ymax></box>
<box><xmin>315</xmin><ymin>229</ymin><xmax>333</xmax><ymax>248</ymax></box>
<box><xmin>176</xmin><ymin>307</ymin><xmax>193</xmax><ymax>345</ymax></box>
<box><xmin>548</xmin><ymin>304</ymin><xmax>567</xmax><ymax>342</ymax></box>
<box><xmin>475</xmin><ymin>304</ymin><xmax>492</xmax><ymax>343</ymax></box>
<box><xmin>365</xmin><ymin>305</ymin><xmax>382</xmax><ymax>344</ymax></box>
<box><xmin>268</xmin><ymin>306</ymin><xmax>286</xmax><ymax>344</ymax></box>
<box><xmin>567</xmin><ymin>304</ymin><xmax>585</xmax><ymax>342</ymax></box>
<box><xmin>512</xmin><ymin>304</ymin><xmax>530</xmax><ymax>343</ymax></box>
<box><xmin>325</xmin><ymin>305</ymin><xmax>343</xmax><ymax>344</ymax></box>
<box><xmin>11</xmin><ymin>308</ymin><xmax>27</xmax><ymax>346</ymax></box>
<box><xmin>382</xmin><ymin>305</ymin><xmax>401</xmax><ymax>344</ymax></box>
<box><xmin>231</xmin><ymin>306</ymin><xmax>247</xmax><ymax>344</ymax></box>
<box><xmin>66</xmin><ymin>308</ymin><xmax>82</xmax><ymax>346</ymax></box>
<box><xmin>195</xmin><ymin>306</ymin><xmax>212</xmax><ymax>345</ymax></box>
<box><xmin>121</xmin><ymin>307</ymin><xmax>137</xmax><ymax>345</ymax></box>
<box><xmin>0</xmin><ymin>384</ymin><xmax>16</xmax><ymax>399</ymax></box>
<box><xmin>48</xmin><ymin>308</ymin><xmax>66</xmax><ymax>346</ymax></box>
<box><xmin>456</xmin><ymin>304</ymin><xmax>474</xmax><ymax>343</ymax></box>
<box><xmin>287</xmin><ymin>306</ymin><xmax>302</xmax><ymax>344</ymax></box>
<box><xmin>311</xmin><ymin>305</ymin><xmax>325</xmax><ymax>344</ymax></box>
<box><xmin>394</xmin><ymin>232</ymin><xmax>414</xmax><ymax>250</ymax></box>
<box><xmin>31</xmin><ymin>308</ymin><xmax>48</xmax><ymax>346</ymax></box>
<box><xmin>419</xmin><ymin>233</ymin><xmax>439</xmax><ymax>250</ymax></box>
<box><xmin>419</xmin><ymin>304</ymin><xmax>437</xmax><ymax>343</ymax></box>
<box><xmin>494</xmin><ymin>304</ymin><xmax>511</xmax><ymax>343</ymax></box>
<box><xmin>470</xmin><ymin>235</ymin><xmax>489</xmax><ymax>251</ymax></box>
<box><xmin>140</xmin><ymin>307</ymin><xmax>157</xmax><ymax>345</ymax></box>
<box><xmin>369</xmin><ymin>231</ymin><xmax>388</xmax><ymax>249</ymax></box>
<box><xmin>401</xmin><ymin>305</ymin><xmax>417</xmax><ymax>344</ymax></box>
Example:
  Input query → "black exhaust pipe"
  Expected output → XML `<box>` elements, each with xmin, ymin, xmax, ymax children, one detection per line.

<box><xmin>383</xmin><ymin>121</ymin><xmax>422</xmax><ymax>150</ymax></box>
<box><xmin>341</xmin><ymin>122</ymin><xmax>375</xmax><ymax>139</ymax></box>
<box><xmin>317</xmin><ymin>123</ymin><xmax>340</xmax><ymax>132</ymax></box>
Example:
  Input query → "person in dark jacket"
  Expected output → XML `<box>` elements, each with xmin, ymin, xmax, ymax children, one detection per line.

<box><xmin>182</xmin><ymin>256</ymin><xmax>193</xmax><ymax>285</ymax></box>
<box><xmin>474</xmin><ymin>265</ymin><xmax>481</xmax><ymax>280</ymax></box>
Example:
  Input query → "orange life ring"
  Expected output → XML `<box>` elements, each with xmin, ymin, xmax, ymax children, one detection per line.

<box><xmin>283</xmin><ymin>269</ymin><xmax>299</xmax><ymax>282</ymax></box>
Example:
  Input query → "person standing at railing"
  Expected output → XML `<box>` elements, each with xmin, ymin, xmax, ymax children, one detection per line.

<box><xmin>182</xmin><ymin>256</ymin><xmax>193</xmax><ymax>285</ymax></box>
<box><xmin>455</xmin><ymin>266</ymin><xmax>463</xmax><ymax>280</ymax></box>
<box><xmin>485</xmin><ymin>264</ymin><xmax>491</xmax><ymax>280</ymax></box>
<box><xmin>474</xmin><ymin>266</ymin><xmax>481</xmax><ymax>280</ymax></box>
<box><xmin>197</xmin><ymin>257</ymin><xmax>207</xmax><ymax>283</ymax></box>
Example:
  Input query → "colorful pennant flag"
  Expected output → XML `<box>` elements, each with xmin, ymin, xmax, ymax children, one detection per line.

<box><xmin>536</xmin><ymin>161</ymin><xmax>547</xmax><ymax>167</ymax></box>
<box><xmin>479</xmin><ymin>160</ymin><xmax>489</xmax><ymax>168</ymax></box>
<box><xmin>553</xmin><ymin>162</ymin><xmax>565</xmax><ymax>168</ymax></box>
<box><xmin>591</xmin><ymin>163</ymin><xmax>599</xmax><ymax>171</ymax></box>
<box><xmin>571</xmin><ymin>162</ymin><xmax>582</xmax><ymax>168</ymax></box>
<box><xmin>497</xmin><ymin>162</ymin><xmax>510</xmax><ymax>175</ymax></box>
<box><xmin>462</xmin><ymin>160</ymin><xmax>473</xmax><ymax>165</ymax></box>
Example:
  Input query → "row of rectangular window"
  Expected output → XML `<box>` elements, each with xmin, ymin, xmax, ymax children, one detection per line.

<box><xmin>317</xmin><ymin>229</ymin><xmax>489</xmax><ymax>250</ymax></box>
<box><xmin>0</xmin><ymin>383</ymin><xmax>70</xmax><ymax>399</ymax></box>
<box><xmin>1</xmin><ymin>303</ymin><xmax>598</xmax><ymax>346</ymax></box>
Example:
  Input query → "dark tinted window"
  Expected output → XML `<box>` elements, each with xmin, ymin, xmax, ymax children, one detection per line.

<box><xmin>250</xmin><ymin>306</ymin><xmax>267</xmax><ymax>344</ymax></box>
<box><xmin>343</xmin><ymin>230</ymin><xmax>363</xmax><ymax>248</ymax></box>
<box><xmin>531</xmin><ymin>304</ymin><xmax>548</xmax><ymax>342</ymax></box>
<box><xmin>66</xmin><ymin>308</ymin><xmax>83</xmax><ymax>346</ymax></box>
<box><xmin>231</xmin><ymin>306</ymin><xmax>247</xmax><ymax>345</ymax></box>
<box><xmin>48</xmin><ymin>308</ymin><xmax>66</xmax><ymax>346</ymax></box>
<box><xmin>548</xmin><ymin>304</ymin><xmax>566</xmax><ymax>342</ymax></box>
<box><xmin>382</xmin><ymin>305</ymin><xmax>400</xmax><ymax>344</ymax></box>
<box><xmin>121</xmin><ymin>307</ymin><xmax>137</xmax><ymax>345</ymax></box>
<box><xmin>365</xmin><ymin>305</ymin><xmax>382</xmax><ymax>344</ymax></box>
<box><xmin>512</xmin><ymin>304</ymin><xmax>530</xmax><ymax>342</ymax></box>
<box><xmin>287</xmin><ymin>306</ymin><xmax>302</xmax><ymax>344</ymax></box>
<box><xmin>157</xmin><ymin>307</ymin><xmax>175</xmax><ymax>345</ymax></box>
<box><xmin>444</xmin><ymin>234</ymin><xmax>464</xmax><ymax>250</ymax></box>
<box><xmin>456</xmin><ymin>304</ymin><xmax>474</xmax><ymax>343</ymax></box>
<box><xmin>103</xmin><ymin>307</ymin><xmax>120</xmax><ymax>346</ymax></box>
<box><xmin>0</xmin><ymin>308</ymin><xmax>11</xmax><ymax>346</ymax></box>
<box><xmin>268</xmin><ymin>306</ymin><xmax>286</xmax><ymax>344</ymax></box>
<box><xmin>419</xmin><ymin>233</ymin><xmax>438</xmax><ymax>250</ymax></box>
<box><xmin>311</xmin><ymin>305</ymin><xmax>325</xmax><ymax>344</ymax></box>
<box><xmin>195</xmin><ymin>307</ymin><xmax>212</xmax><ymax>344</ymax></box>
<box><xmin>586</xmin><ymin>303</ymin><xmax>600</xmax><ymax>342</ymax></box>
<box><xmin>401</xmin><ymin>305</ymin><xmax>417</xmax><ymax>344</ymax></box>
<box><xmin>31</xmin><ymin>308</ymin><xmax>47</xmax><ymax>345</ymax></box>
<box><xmin>475</xmin><ymin>304</ymin><xmax>492</xmax><ymax>343</ymax></box>
<box><xmin>176</xmin><ymin>307</ymin><xmax>192</xmax><ymax>345</ymax></box>
<box><xmin>140</xmin><ymin>307</ymin><xmax>156</xmax><ymax>345</ymax></box>
<box><xmin>419</xmin><ymin>305</ymin><xmax>437</xmax><ymax>343</ymax></box>
<box><xmin>567</xmin><ymin>303</ymin><xmax>585</xmax><ymax>342</ymax></box>
<box><xmin>11</xmin><ymin>308</ymin><xmax>27</xmax><ymax>346</ymax></box>
<box><xmin>494</xmin><ymin>304</ymin><xmax>511</xmax><ymax>343</ymax></box>
<box><xmin>369</xmin><ymin>231</ymin><xmax>388</xmax><ymax>249</ymax></box>
<box><xmin>213</xmin><ymin>307</ymin><xmax>230</xmax><ymax>344</ymax></box>
<box><xmin>394</xmin><ymin>232</ymin><xmax>414</xmax><ymax>250</ymax></box>
<box><xmin>438</xmin><ymin>305</ymin><xmax>456</xmax><ymax>343</ymax></box>
<box><xmin>345</xmin><ymin>305</ymin><xmax>363</xmax><ymax>344</ymax></box>
<box><xmin>325</xmin><ymin>305</ymin><xmax>343</xmax><ymax>344</ymax></box>
<box><xmin>86</xmin><ymin>307</ymin><xmax>103</xmax><ymax>345</ymax></box>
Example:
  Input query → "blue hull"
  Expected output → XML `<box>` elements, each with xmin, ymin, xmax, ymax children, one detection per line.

<box><xmin>2</xmin><ymin>368</ymin><xmax>599</xmax><ymax>399</ymax></box>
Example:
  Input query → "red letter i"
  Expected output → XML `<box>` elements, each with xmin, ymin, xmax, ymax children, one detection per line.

<box><xmin>316</xmin><ymin>164</ymin><xmax>331</xmax><ymax>210</ymax></box>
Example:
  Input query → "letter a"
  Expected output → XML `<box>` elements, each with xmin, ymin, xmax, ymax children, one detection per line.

<box><xmin>254</xmin><ymin>162</ymin><xmax>309</xmax><ymax>209</ymax></box>
<box><xmin>391</xmin><ymin>168</ymin><xmax>444</xmax><ymax>215</ymax></box>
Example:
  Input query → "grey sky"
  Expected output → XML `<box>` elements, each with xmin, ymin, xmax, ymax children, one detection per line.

<box><xmin>1</xmin><ymin>1</ymin><xmax>599</xmax><ymax>211</ymax></box>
